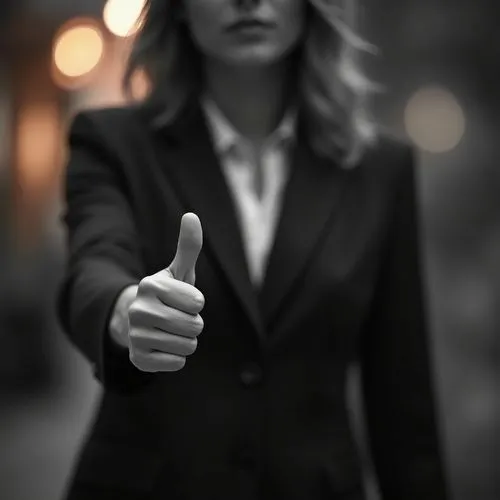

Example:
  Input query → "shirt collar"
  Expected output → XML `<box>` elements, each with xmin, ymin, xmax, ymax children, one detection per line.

<box><xmin>201</xmin><ymin>96</ymin><xmax>296</xmax><ymax>156</ymax></box>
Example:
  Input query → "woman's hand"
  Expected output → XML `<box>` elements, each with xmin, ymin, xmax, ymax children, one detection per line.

<box><xmin>128</xmin><ymin>213</ymin><xmax>205</xmax><ymax>372</ymax></box>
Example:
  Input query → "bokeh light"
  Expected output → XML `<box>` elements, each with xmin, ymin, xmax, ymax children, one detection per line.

<box><xmin>103</xmin><ymin>0</ymin><xmax>146</xmax><ymax>38</ymax></box>
<box><xmin>404</xmin><ymin>85</ymin><xmax>466</xmax><ymax>153</ymax></box>
<box><xmin>129</xmin><ymin>68</ymin><xmax>151</xmax><ymax>101</ymax></box>
<box><xmin>16</xmin><ymin>102</ymin><xmax>60</xmax><ymax>189</ymax></box>
<box><xmin>52</xmin><ymin>19</ymin><xmax>105</xmax><ymax>89</ymax></box>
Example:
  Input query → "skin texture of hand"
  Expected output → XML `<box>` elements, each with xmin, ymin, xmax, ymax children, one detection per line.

<box><xmin>126</xmin><ymin>213</ymin><xmax>205</xmax><ymax>372</ymax></box>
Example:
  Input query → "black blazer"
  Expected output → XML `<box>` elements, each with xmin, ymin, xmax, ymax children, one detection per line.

<box><xmin>58</xmin><ymin>100</ymin><xmax>449</xmax><ymax>500</ymax></box>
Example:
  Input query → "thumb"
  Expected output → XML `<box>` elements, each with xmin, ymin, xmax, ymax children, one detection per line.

<box><xmin>168</xmin><ymin>213</ymin><xmax>203</xmax><ymax>285</ymax></box>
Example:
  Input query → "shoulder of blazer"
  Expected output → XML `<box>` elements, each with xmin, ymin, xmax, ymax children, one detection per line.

<box><xmin>70</xmin><ymin>104</ymin><xmax>148</xmax><ymax>145</ymax></box>
<box><xmin>68</xmin><ymin>105</ymin><xmax>166</xmax><ymax>176</ymax></box>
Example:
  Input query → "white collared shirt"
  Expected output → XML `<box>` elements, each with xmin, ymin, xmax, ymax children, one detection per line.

<box><xmin>202</xmin><ymin>98</ymin><xmax>295</xmax><ymax>286</ymax></box>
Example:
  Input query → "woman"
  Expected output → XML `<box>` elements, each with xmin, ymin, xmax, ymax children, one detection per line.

<box><xmin>58</xmin><ymin>0</ymin><xmax>449</xmax><ymax>499</ymax></box>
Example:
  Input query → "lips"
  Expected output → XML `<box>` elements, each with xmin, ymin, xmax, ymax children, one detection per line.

<box><xmin>226</xmin><ymin>19</ymin><xmax>274</xmax><ymax>32</ymax></box>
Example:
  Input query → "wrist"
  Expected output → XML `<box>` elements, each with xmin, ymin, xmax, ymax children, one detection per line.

<box><xmin>109</xmin><ymin>285</ymin><xmax>138</xmax><ymax>349</ymax></box>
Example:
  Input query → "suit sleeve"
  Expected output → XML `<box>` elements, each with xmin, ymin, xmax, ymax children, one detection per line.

<box><xmin>57</xmin><ymin>112</ymin><xmax>153</xmax><ymax>393</ymax></box>
<box><xmin>359</xmin><ymin>145</ymin><xmax>449</xmax><ymax>499</ymax></box>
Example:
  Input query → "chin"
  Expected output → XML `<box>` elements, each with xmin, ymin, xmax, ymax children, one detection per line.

<box><xmin>225</xmin><ymin>45</ymin><xmax>291</xmax><ymax>68</ymax></box>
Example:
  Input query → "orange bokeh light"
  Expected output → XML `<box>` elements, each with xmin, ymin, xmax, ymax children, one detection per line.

<box><xmin>52</xmin><ymin>18</ymin><xmax>105</xmax><ymax>90</ymax></box>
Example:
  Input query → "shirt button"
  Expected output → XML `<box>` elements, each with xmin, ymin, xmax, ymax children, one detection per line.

<box><xmin>239</xmin><ymin>362</ymin><xmax>263</xmax><ymax>387</ymax></box>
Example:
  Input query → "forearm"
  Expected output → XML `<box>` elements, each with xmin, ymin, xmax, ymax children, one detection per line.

<box><xmin>58</xmin><ymin>258</ymin><xmax>152</xmax><ymax>392</ymax></box>
<box><xmin>60</xmin><ymin>111</ymin><xmax>152</xmax><ymax>391</ymax></box>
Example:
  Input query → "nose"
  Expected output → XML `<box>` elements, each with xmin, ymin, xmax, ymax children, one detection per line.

<box><xmin>235</xmin><ymin>0</ymin><xmax>261</xmax><ymax>10</ymax></box>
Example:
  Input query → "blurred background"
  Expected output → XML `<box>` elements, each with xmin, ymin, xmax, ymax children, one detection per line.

<box><xmin>0</xmin><ymin>0</ymin><xmax>498</xmax><ymax>499</ymax></box>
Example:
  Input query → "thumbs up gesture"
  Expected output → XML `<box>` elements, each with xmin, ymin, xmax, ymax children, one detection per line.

<box><xmin>128</xmin><ymin>213</ymin><xmax>205</xmax><ymax>372</ymax></box>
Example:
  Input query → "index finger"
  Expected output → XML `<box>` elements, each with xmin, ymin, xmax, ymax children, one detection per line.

<box><xmin>152</xmin><ymin>271</ymin><xmax>205</xmax><ymax>315</ymax></box>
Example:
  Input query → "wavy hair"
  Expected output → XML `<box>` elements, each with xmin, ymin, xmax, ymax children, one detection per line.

<box><xmin>123</xmin><ymin>0</ymin><xmax>382</xmax><ymax>167</ymax></box>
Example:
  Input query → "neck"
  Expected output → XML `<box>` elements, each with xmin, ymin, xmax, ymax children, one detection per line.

<box><xmin>202</xmin><ymin>57</ymin><xmax>295</xmax><ymax>144</ymax></box>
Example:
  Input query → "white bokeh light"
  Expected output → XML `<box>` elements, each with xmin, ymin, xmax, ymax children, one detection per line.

<box><xmin>404</xmin><ymin>85</ymin><xmax>466</xmax><ymax>153</ymax></box>
<box><xmin>103</xmin><ymin>0</ymin><xmax>146</xmax><ymax>38</ymax></box>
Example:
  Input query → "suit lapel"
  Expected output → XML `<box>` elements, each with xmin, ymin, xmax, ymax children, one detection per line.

<box><xmin>150</xmin><ymin>99</ymin><xmax>352</xmax><ymax>341</ymax></box>
<box><xmin>153</xmin><ymin>100</ymin><xmax>264</xmax><ymax>340</ymax></box>
<box><xmin>259</xmin><ymin>126</ymin><xmax>352</xmax><ymax>331</ymax></box>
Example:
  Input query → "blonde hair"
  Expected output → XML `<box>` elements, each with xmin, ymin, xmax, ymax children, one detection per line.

<box><xmin>124</xmin><ymin>0</ymin><xmax>382</xmax><ymax>167</ymax></box>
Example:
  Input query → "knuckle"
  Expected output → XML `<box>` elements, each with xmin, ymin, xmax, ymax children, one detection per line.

<box><xmin>139</xmin><ymin>275</ymin><xmax>155</xmax><ymax>292</ymax></box>
<box><xmin>127</xmin><ymin>302</ymin><xmax>145</xmax><ymax>324</ymax></box>
<box><xmin>128</xmin><ymin>301</ymin><xmax>161</xmax><ymax>329</ymax></box>
<box><xmin>141</xmin><ymin>274</ymin><xmax>173</xmax><ymax>300</ymax></box>
<box><xmin>128</xmin><ymin>328</ymin><xmax>143</xmax><ymax>346</ymax></box>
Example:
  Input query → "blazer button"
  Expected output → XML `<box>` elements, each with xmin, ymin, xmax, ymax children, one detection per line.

<box><xmin>239</xmin><ymin>362</ymin><xmax>263</xmax><ymax>387</ymax></box>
